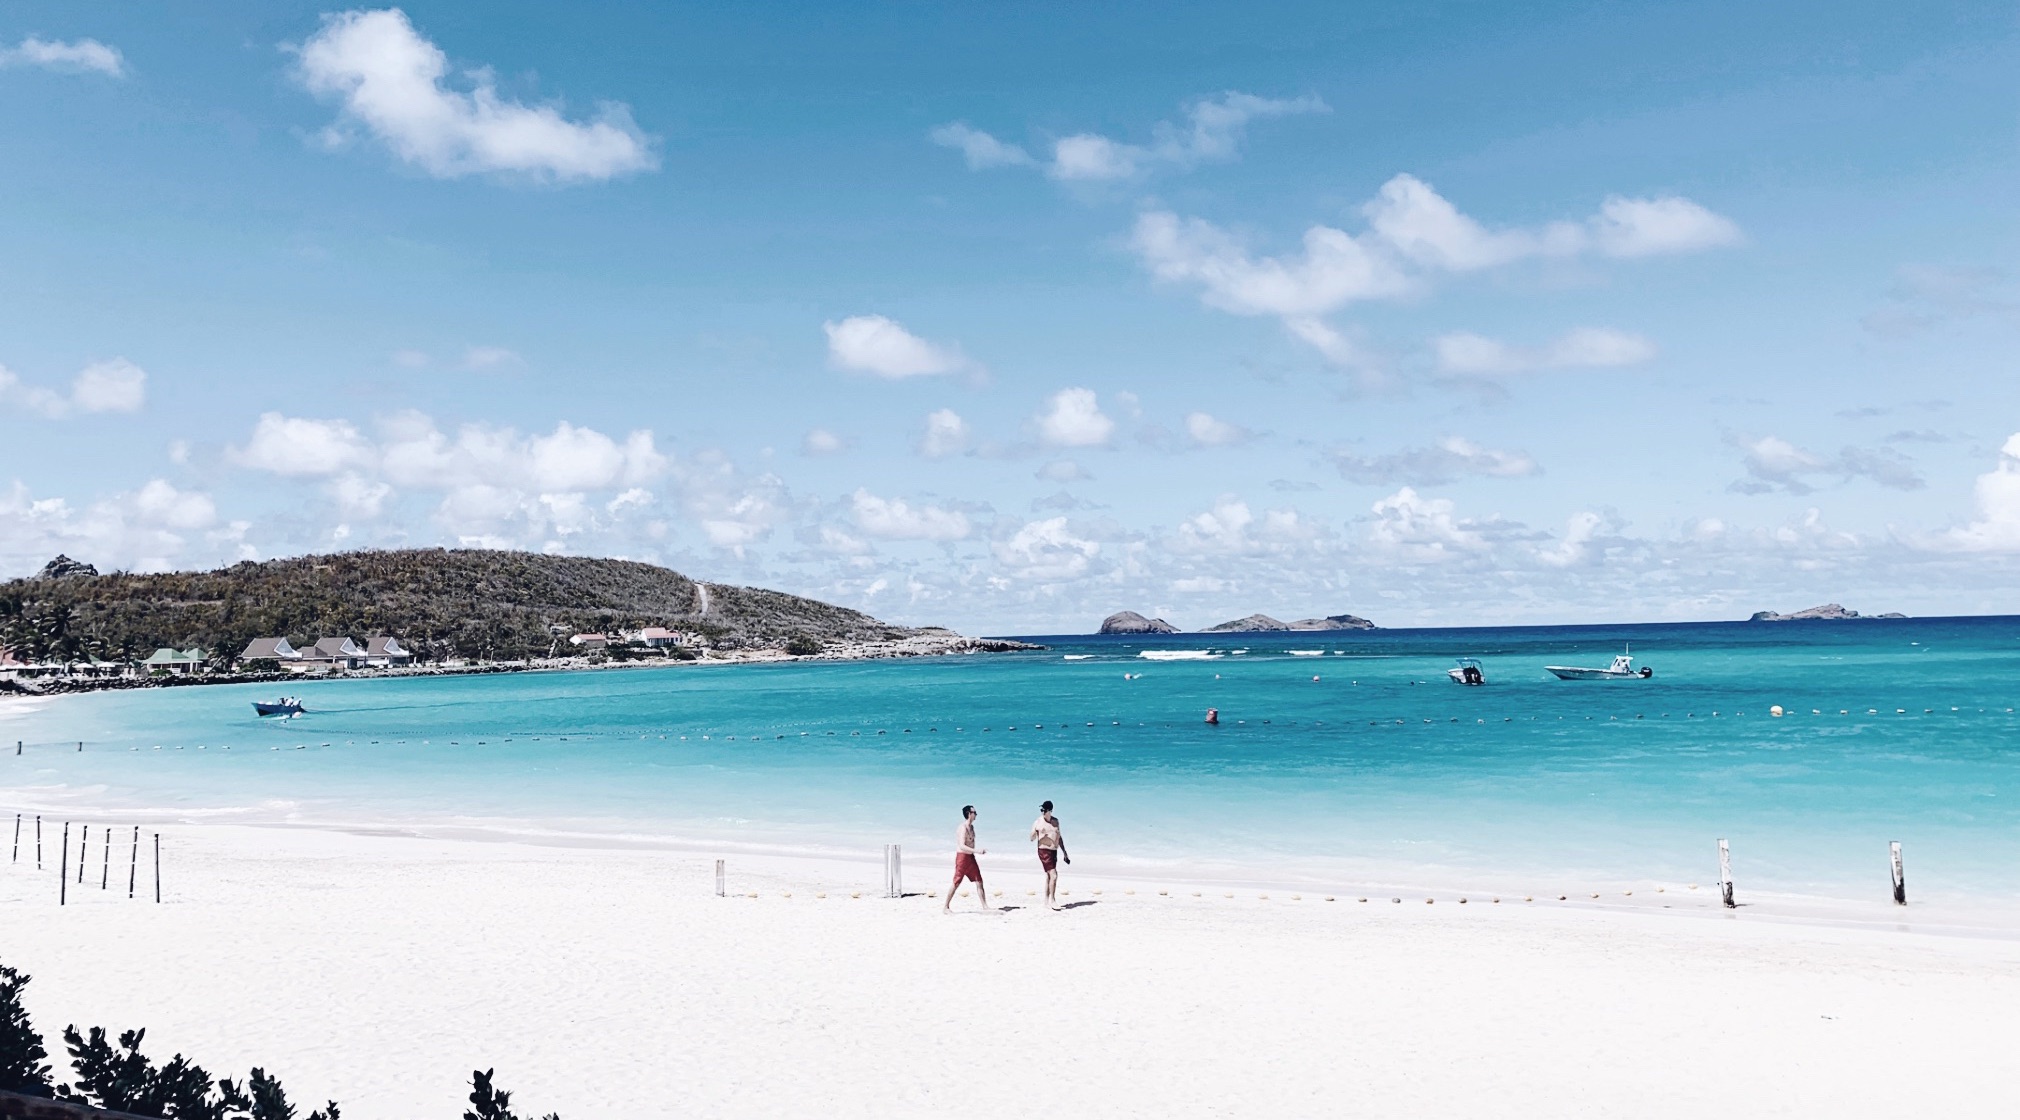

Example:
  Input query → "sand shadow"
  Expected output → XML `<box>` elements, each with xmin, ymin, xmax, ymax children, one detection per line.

<box><xmin>1059</xmin><ymin>900</ymin><xmax>1100</xmax><ymax>910</ymax></box>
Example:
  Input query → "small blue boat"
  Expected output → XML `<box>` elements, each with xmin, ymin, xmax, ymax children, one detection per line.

<box><xmin>252</xmin><ymin>697</ymin><xmax>305</xmax><ymax>717</ymax></box>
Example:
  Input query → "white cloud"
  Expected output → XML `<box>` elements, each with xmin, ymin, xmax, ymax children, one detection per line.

<box><xmin>1331</xmin><ymin>437</ymin><xmax>1539</xmax><ymax>485</ymax></box>
<box><xmin>329</xmin><ymin>474</ymin><xmax>393</xmax><ymax>519</ymax></box>
<box><xmin>1184</xmin><ymin>411</ymin><xmax>1251</xmax><ymax>447</ymax></box>
<box><xmin>823</xmin><ymin>315</ymin><xmax>972</xmax><ymax>379</ymax></box>
<box><xmin>1044</xmin><ymin>91</ymin><xmax>1327</xmax><ymax>182</ymax></box>
<box><xmin>0</xmin><ymin>358</ymin><xmax>148</xmax><ymax>418</ymax></box>
<box><xmin>918</xmin><ymin>408</ymin><xmax>970</xmax><ymax>458</ymax></box>
<box><xmin>0</xmin><ymin>36</ymin><xmax>125</xmax><ymax>76</ymax></box>
<box><xmin>1134</xmin><ymin>174</ymin><xmax>1738</xmax><ymax>366</ymax></box>
<box><xmin>130</xmin><ymin>479</ymin><xmax>217</xmax><ymax>531</ymax></box>
<box><xmin>1367</xmin><ymin>487</ymin><xmax>1488</xmax><ymax>560</ymax></box>
<box><xmin>1433</xmin><ymin>328</ymin><xmax>1657</xmax><ymax>375</ymax></box>
<box><xmin>1589</xmin><ymin>196</ymin><xmax>1744</xmax><ymax>258</ymax></box>
<box><xmin>1281</xmin><ymin>317</ymin><xmax>1366</xmax><ymax>368</ymax></box>
<box><xmin>1728</xmin><ymin>435</ymin><xmax>1924</xmax><ymax>495</ymax></box>
<box><xmin>1131</xmin><ymin>210</ymin><xmax>1412</xmax><ymax>318</ymax></box>
<box><xmin>1943</xmin><ymin>434</ymin><xmax>2020</xmax><ymax>551</ymax></box>
<box><xmin>1035</xmin><ymin>459</ymin><xmax>1090</xmax><ymax>482</ymax></box>
<box><xmin>993</xmin><ymin>517</ymin><xmax>1101</xmax><ymax>581</ymax></box>
<box><xmin>232</xmin><ymin>413</ymin><xmax>376</xmax><ymax>476</ymax></box>
<box><xmin>461</xmin><ymin>345</ymin><xmax>520</xmax><ymax>370</ymax></box>
<box><xmin>1035</xmin><ymin>388</ymin><xmax>1114</xmax><ymax>447</ymax></box>
<box><xmin>850</xmin><ymin>489</ymin><xmax>971</xmax><ymax>542</ymax></box>
<box><xmin>1171</xmin><ymin>496</ymin><xmax>1315</xmax><ymax>556</ymax></box>
<box><xmin>294</xmin><ymin>8</ymin><xmax>656</xmax><ymax>182</ymax></box>
<box><xmin>1535</xmin><ymin>510</ymin><xmax>1608</xmax><ymax>568</ymax></box>
<box><xmin>928</xmin><ymin>122</ymin><xmax>1033</xmax><ymax>169</ymax></box>
<box><xmin>801</xmin><ymin>428</ymin><xmax>847</xmax><ymax>456</ymax></box>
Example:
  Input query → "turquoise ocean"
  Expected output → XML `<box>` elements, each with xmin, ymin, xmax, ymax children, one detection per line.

<box><xmin>4</xmin><ymin>617</ymin><xmax>2019</xmax><ymax>905</ymax></box>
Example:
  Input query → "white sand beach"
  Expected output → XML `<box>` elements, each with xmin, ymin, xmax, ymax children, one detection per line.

<box><xmin>3</xmin><ymin>822</ymin><xmax>2016</xmax><ymax>1118</ymax></box>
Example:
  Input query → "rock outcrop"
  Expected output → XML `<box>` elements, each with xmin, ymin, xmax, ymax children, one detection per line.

<box><xmin>1288</xmin><ymin>613</ymin><xmax>1377</xmax><ymax>631</ymax></box>
<box><xmin>1749</xmin><ymin>604</ymin><xmax>1906</xmax><ymax>622</ymax></box>
<box><xmin>35</xmin><ymin>555</ymin><xmax>98</xmax><ymax>580</ymax></box>
<box><xmin>1202</xmin><ymin>612</ymin><xmax>1377</xmax><ymax>632</ymax></box>
<box><xmin>1099</xmin><ymin>610</ymin><xmax>1178</xmax><ymax>634</ymax></box>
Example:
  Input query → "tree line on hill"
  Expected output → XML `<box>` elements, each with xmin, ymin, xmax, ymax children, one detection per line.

<box><xmin>0</xmin><ymin>549</ymin><xmax>915</xmax><ymax>667</ymax></box>
<box><xmin>1</xmin><ymin>962</ymin><xmax>559</xmax><ymax>1119</ymax></box>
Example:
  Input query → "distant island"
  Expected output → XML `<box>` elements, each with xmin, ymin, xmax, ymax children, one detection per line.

<box><xmin>1748</xmin><ymin>603</ymin><xmax>1907</xmax><ymax>622</ymax></box>
<box><xmin>1097</xmin><ymin>609</ymin><xmax>1376</xmax><ymax>634</ymax></box>
<box><xmin>1099</xmin><ymin>610</ymin><xmax>1178</xmax><ymax>634</ymax></box>
<box><xmin>1201</xmin><ymin>613</ymin><xmax>1377</xmax><ymax>633</ymax></box>
<box><xmin>0</xmin><ymin>549</ymin><xmax>1032</xmax><ymax>686</ymax></box>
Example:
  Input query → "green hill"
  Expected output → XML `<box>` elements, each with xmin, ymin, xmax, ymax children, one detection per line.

<box><xmin>0</xmin><ymin>549</ymin><xmax>919</xmax><ymax>665</ymax></box>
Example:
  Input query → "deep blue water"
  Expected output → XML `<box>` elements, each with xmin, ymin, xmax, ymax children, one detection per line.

<box><xmin>4</xmin><ymin>617</ymin><xmax>2019</xmax><ymax>901</ymax></box>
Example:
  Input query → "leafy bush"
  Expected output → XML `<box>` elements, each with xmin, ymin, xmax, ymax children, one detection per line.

<box><xmin>0</xmin><ymin>963</ymin><xmax>54</xmax><ymax>1096</ymax></box>
<box><xmin>465</xmin><ymin>1068</ymin><xmax>559</xmax><ymax>1120</ymax></box>
<box><xmin>784</xmin><ymin>635</ymin><xmax>823</xmax><ymax>656</ymax></box>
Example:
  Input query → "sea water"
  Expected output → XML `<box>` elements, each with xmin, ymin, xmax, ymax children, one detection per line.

<box><xmin>4</xmin><ymin>617</ymin><xmax>2019</xmax><ymax>905</ymax></box>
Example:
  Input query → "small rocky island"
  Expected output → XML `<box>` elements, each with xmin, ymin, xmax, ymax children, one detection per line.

<box><xmin>1098</xmin><ymin>610</ymin><xmax>1178</xmax><ymax>634</ymax></box>
<box><xmin>1201</xmin><ymin>612</ymin><xmax>1377</xmax><ymax>633</ymax></box>
<box><xmin>1748</xmin><ymin>603</ymin><xmax>1907</xmax><ymax>622</ymax></box>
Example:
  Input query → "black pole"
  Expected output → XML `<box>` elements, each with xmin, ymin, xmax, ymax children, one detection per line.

<box><xmin>100</xmin><ymin>826</ymin><xmax>110</xmax><ymax>889</ymax></box>
<box><xmin>153</xmin><ymin>832</ymin><xmax>160</xmax><ymax>904</ymax></box>
<box><xmin>127</xmin><ymin>826</ymin><xmax>137</xmax><ymax>899</ymax></box>
<box><xmin>59</xmin><ymin>823</ymin><xmax>68</xmax><ymax>906</ymax></box>
<box><xmin>78</xmin><ymin>825</ymin><xmax>87</xmax><ymax>883</ymax></box>
<box><xmin>10</xmin><ymin>813</ymin><xmax>16</xmax><ymax>863</ymax></box>
<box><xmin>36</xmin><ymin>815</ymin><xmax>42</xmax><ymax>869</ymax></box>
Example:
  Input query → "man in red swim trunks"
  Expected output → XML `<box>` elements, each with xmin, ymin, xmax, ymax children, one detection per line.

<box><xmin>1031</xmin><ymin>800</ymin><xmax>1070</xmax><ymax>910</ymax></box>
<box><xmin>944</xmin><ymin>804</ymin><xmax>991</xmax><ymax>914</ymax></box>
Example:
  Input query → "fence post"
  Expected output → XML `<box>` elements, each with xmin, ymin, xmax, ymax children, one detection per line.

<box><xmin>101</xmin><ymin>827</ymin><xmax>110</xmax><ymax>890</ymax></box>
<box><xmin>127</xmin><ymin>826</ymin><xmax>138</xmax><ymax>899</ymax></box>
<box><xmin>1890</xmin><ymin>841</ymin><xmax>1906</xmax><ymax>906</ymax></box>
<box><xmin>1717</xmin><ymin>838</ymin><xmax>1735</xmax><ymax>910</ymax></box>
<box><xmin>78</xmin><ymin>825</ymin><xmax>87</xmax><ymax>883</ymax></box>
<box><xmin>714</xmin><ymin>859</ymin><xmax>725</xmax><ymax>898</ymax></box>
<box><xmin>36</xmin><ymin>815</ymin><xmax>42</xmax><ymax>869</ymax></box>
<box><xmin>884</xmin><ymin>844</ymin><xmax>904</xmax><ymax>898</ymax></box>
<box><xmin>10</xmin><ymin>814</ymin><xmax>16</xmax><ymax>863</ymax></box>
<box><xmin>60</xmin><ymin>823</ymin><xmax>69</xmax><ymax>906</ymax></box>
<box><xmin>153</xmin><ymin>833</ymin><xmax>161</xmax><ymax>903</ymax></box>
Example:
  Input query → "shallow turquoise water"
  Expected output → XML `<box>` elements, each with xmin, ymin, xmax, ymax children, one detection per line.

<box><xmin>4</xmin><ymin>618</ymin><xmax>2018</xmax><ymax>901</ymax></box>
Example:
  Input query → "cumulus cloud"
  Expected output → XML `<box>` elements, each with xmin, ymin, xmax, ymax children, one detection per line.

<box><xmin>801</xmin><ymin>428</ymin><xmax>847</xmax><ymax>456</ymax></box>
<box><xmin>1184</xmin><ymin>411</ymin><xmax>1252</xmax><ymax>447</ymax></box>
<box><xmin>823</xmin><ymin>315</ymin><xmax>973</xmax><ymax>379</ymax></box>
<box><xmin>1944</xmin><ymin>433</ymin><xmax>2020</xmax><ymax>551</ymax></box>
<box><xmin>0</xmin><ymin>478</ymin><xmax>231</xmax><ymax>578</ymax></box>
<box><xmin>0</xmin><ymin>36</ymin><xmax>125</xmax><ymax>76</ymax></box>
<box><xmin>1133</xmin><ymin>173</ymin><xmax>1737</xmax><ymax>366</ymax></box>
<box><xmin>1171</xmin><ymin>496</ymin><xmax>1315</xmax><ymax>556</ymax></box>
<box><xmin>0</xmin><ymin>359</ymin><xmax>148</xmax><ymax>418</ymax></box>
<box><xmin>294</xmin><ymin>8</ymin><xmax>656</xmax><ymax>182</ymax></box>
<box><xmin>928</xmin><ymin>122</ymin><xmax>1033</xmax><ymax>169</ymax></box>
<box><xmin>1035</xmin><ymin>388</ymin><xmax>1114</xmax><ymax>447</ymax></box>
<box><xmin>231</xmin><ymin>413</ymin><xmax>378</xmax><ymax>477</ymax></box>
<box><xmin>992</xmin><ymin>517</ymin><xmax>1101</xmax><ymax>580</ymax></box>
<box><xmin>1367</xmin><ymin>487</ymin><xmax>1491</xmax><ymax>560</ymax></box>
<box><xmin>1036</xmin><ymin>459</ymin><xmax>1091</xmax><ymax>483</ymax></box>
<box><xmin>850</xmin><ymin>489</ymin><xmax>971</xmax><ymax>541</ymax></box>
<box><xmin>918</xmin><ymin>408</ymin><xmax>970</xmax><ymax>458</ymax></box>
<box><xmin>1433</xmin><ymin>328</ymin><xmax>1657</xmax><ymax>376</ymax></box>
<box><xmin>1330</xmin><ymin>437</ymin><xmax>1539</xmax><ymax>485</ymax></box>
<box><xmin>1728</xmin><ymin>435</ymin><xmax>1924</xmax><ymax>495</ymax></box>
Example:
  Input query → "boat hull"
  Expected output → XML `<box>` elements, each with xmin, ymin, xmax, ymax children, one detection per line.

<box><xmin>1544</xmin><ymin>666</ymin><xmax>1643</xmax><ymax>680</ymax></box>
<box><xmin>252</xmin><ymin>701</ymin><xmax>304</xmax><ymax>716</ymax></box>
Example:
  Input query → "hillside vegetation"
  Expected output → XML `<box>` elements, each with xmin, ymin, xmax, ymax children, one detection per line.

<box><xmin>0</xmin><ymin>549</ymin><xmax>916</xmax><ymax>665</ymax></box>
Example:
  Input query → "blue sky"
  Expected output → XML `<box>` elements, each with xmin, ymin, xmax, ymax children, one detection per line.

<box><xmin>3</xmin><ymin>1</ymin><xmax>2018</xmax><ymax>632</ymax></box>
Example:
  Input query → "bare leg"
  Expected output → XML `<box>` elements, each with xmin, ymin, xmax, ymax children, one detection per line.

<box><xmin>1045</xmin><ymin>865</ymin><xmax>1059</xmax><ymax>908</ymax></box>
<box><xmin>975</xmin><ymin>879</ymin><xmax>990</xmax><ymax>910</ymax></box>
<box><xmin>943</xmin><ymin>873</ymin><xmax>962</xmax><ymax>913</ymax></box>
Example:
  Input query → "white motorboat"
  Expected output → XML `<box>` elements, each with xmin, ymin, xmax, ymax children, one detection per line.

<box><xmin>1288</xmin><ymin>649</ymin><xmax>1324</xmax><ymax>657</ymax></box>
<box><xmin>1447</xmin><ymin>657</ymin><xmax>1486</xmax><ymax>685</ymax></box>
<box><xmin>1062</xmin><ymin>654</ymin><xmax>1094</xmax><ymax>660</ymax></box>
<box><xmin>1544</xmin><ymin>648</ymin><xmax>1651</xmax><ymax>680</ymax></box>
<box><xmin>1139</xmin><ymin>649</ymin><xmax>1218</xmax><ymax>661</ymax></box>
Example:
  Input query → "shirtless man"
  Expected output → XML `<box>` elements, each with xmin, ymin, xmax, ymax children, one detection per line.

<box><xmin>1030</xmin><ymin>800</ymin><xmax>1070</xmax><ymax>909</ymax></box>
<box><xmin>944</xmin><ymin>804</ymin><xmax>990</xmax><ymax>913</ymax></box>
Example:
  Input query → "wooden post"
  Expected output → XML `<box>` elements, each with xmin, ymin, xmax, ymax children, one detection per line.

<box><xmin>36</xmin><ymin>815</ymin><xmax>42</xmax><ymax>869</ymax></box>
<box><xmin>100</xmin><ymin>827</ymin><xmax>110</xmax><ymax>889</ymax></box>
<box><xmin>127</xmin><ymin>826</ymin><xmax>138</xmax><ymax>899</ymax></box>
<box><xmin>1890</xmin><ymin>841</ymin><xmax>1906</xmax><ymax>906</ymax></box>
<box><xmin>10</xmin><ymin>813</ymin><xmax>16</xmax><ymax>863</ymax></box>
<box><xmin>78</xmin><ymin>825</ymin><xmax>87</xmax><ymax>883</ymax></box>
<box><xmin>1717</xmin><ymin>838</ymin><xmax>1735</xmax><ymax>909</ymax></box>
<box><xmin>60</xmin><ymin>823</ymin><xmax>69</xmax><ymax>906</ymax></box>
<box><xmin>714</xmin><ymin>859</ymin><xmax>725</xmax><ymax>897</ymax></box>
<box><xmin>153</xmin><ymin>833</ymin><xmax>161</xmax><ymax>903</ymax></box>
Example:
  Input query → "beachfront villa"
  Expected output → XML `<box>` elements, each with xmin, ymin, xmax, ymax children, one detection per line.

<box><xmin>569</xmin><ymin>633</ymin><xmax>610</xmax><ymax>650</ymax></box>
<box><xmin>237</xmin><ymin>634</ymin><xmax>411</xmax><ymax>673</ymax></box>
<box><xmin>142</xmin><ymin>647</ymin><xmax>208</xmax><ymax>675</ymax></box>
